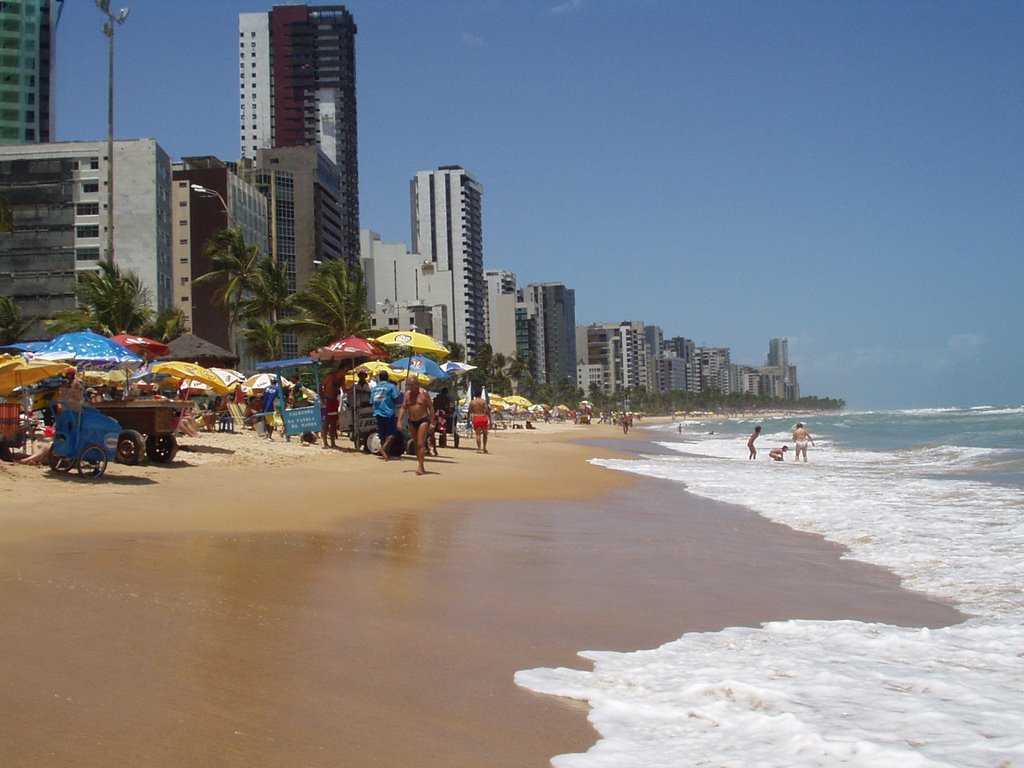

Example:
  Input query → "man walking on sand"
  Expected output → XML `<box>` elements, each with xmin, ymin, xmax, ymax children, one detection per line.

<box><xmin>371</xmin><ymin>370</ymin><xmax>402</xmax><ymax>460</ymax></box>
<box><xmin>469</xmin><ymin>386</ymin><xmax>490</xmax><ymax>453</ymax></box>
<box><xmin>398</xmin><ymin>376</ymin><xmax>435</xmax><ymax>475</ymax></box>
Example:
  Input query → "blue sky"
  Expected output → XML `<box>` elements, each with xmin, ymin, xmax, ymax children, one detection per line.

<box><xmin>54</xmin><ymin>1</ymin><xmax>1023</xmax><ymax>409</ymax></box>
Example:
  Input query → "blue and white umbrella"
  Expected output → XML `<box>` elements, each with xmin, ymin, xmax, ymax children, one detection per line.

<box><xmin>389</xmin><ymin>355</ymin><xmax>449</xmax><ymax>381</ymax></box>
<box><xmin>441</xmin><ymin>361</ymin><xmax>476</xmax><ymax>376</ymax></box>
<box><xmin>35</xmin><ymin>331</ymin><xmax>143</xmax><ymax>370</ymax></box>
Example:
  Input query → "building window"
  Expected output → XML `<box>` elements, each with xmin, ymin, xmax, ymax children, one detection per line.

<box><xmin>76</xmin><ymin>226</ymin><xmax>100</xmax><ymax>238</ymax></box>
<box><xmin>180</xmin><ymin>277</ymin><xmax>189</xmax><ymax>285</ymax></box>
<box><xmin>76</xmin><ymin>248</ymin><xmax>100</xmax><ymax>261</ymax></box>
<box><xmin>179</xmin><ymin>239</ymin><xmax>188</xmax><ymax>245</ymax></box>
<box><xmin>76</xmin><ymin>202</ymin><xmax>99</xmax><ymax>216</ymax></box>
<box><xmin>82</xmin><ymin>182</ymin><xmax>99</xmax><ymax>193</ymax></box>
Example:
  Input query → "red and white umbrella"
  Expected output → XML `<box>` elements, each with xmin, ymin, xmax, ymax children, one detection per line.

<box><xmin>110</xmin><ymin>333</ymin><xmax>170</xmax><ymax>361</ymax></box>
<box><xmin>311</xmin><ymin>336</ymin><xmax>387</xmax><ymax>362</ymax></box>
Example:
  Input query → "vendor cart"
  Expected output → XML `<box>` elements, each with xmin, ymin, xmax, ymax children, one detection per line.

<box><xmin>92</xmin><ymin>399</ymin><xmax>188</xmax><ymax>464</ymax></box>
<box><xmin>48</xmin><ymin>404</ymin><xmax>121</xmax><ymax>478</ymax></box>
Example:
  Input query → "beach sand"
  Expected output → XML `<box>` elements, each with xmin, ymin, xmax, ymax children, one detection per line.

<box><xmin>0</xmin><ymin>420</ymin><xmax>962</xmax><ymax>767</ymax></box>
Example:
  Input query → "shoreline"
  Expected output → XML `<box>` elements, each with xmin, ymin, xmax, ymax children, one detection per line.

<box><xmin>0</xmin><ymin>421</ymin><xmax>963</xmax><ymax>767</ymax></box>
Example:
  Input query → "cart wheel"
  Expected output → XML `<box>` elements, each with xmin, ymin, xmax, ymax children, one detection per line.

<box><xmin>365</xmin><ymin>433</ymin><xmax>380</xmax><ymax>455</ymax></box>
<box><xmin>146</xmin><ymin>434</ymin><xmax>177</xmax><ymax>463</ymax></box>
<box><xmin>116</xmin><ymin>429</ymin><xmax>145</xmax><ymax>465</ymax></box>
<box><xmin>77</xmin><ymin>445</ymin><xmax>108</xmax><ymax>479</ymax></box>
<box><xmin>47</xmin><ymin>450</ymin><xmax>74</xmax><ymax>472</ymax></box>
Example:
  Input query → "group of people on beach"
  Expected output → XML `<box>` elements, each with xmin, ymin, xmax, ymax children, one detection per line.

<box><xmin>747</xmin><ymin>422</ymin><xmax>815</xmax><ymax>462</ymax></box>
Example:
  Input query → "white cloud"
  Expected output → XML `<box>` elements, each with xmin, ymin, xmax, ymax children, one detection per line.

<box><xmin>947</xmin><ymin>332</ymin><xmax>985</xmax><ymax>353</ymax></box>
<box><xmin>551</xmin><ymin>0</ymin><xmax>586</xmax><ymax>14</ymax></box>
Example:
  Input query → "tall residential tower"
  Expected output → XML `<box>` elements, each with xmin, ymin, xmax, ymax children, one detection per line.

<box><xmin>410</xmin><ymin>166</ymin><xmax>486</xmax><ymax>357</ymax></box>
<box><xmin>0</xmin><ymin>0</ymin><xmax>62</xmax><ymax>145</ymax></box>
<box><xmin>238</xmin><ymin>4</ymin><xmax>360</xmax><ymax>265</ymax></box>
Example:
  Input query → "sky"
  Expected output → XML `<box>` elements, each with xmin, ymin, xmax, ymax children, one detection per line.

<box><xmin>53</xmin><ymin>0</ymin><xmax>1023</xmax><ymax>410</ymax></box>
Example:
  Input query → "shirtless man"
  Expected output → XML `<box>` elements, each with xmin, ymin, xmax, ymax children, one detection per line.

<box><xmin>398</xmin><ymin>376</ymin><xmax>434</xmax><ymax>475</ymax></box>
<box><xmin>792</xmin><ymin>422</ymin><xmax>815</xmax><ymax>463</ymax></box>
<box><xmin>468</xmin><ymin>388</ymin><xmax>490</xmax><ymax>453</ymax></box>
<box><xmin>769</xmin><ymin>445</ymin><xmax>788</xmax><ymax>461</ymax></box>
<box><xmin>320</xmin><ymin>363</ymin><xmax>348</xmax><ymax>448</ymax></box>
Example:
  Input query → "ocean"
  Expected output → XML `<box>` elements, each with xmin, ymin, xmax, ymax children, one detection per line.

<box><xmin>515</xmin><ymin>407</ymin><xmax>1024</xmax><ymax>767</ymax></box>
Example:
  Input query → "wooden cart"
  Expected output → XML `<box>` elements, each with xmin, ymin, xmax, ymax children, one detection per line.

<box><xmin>93</xmin><ymin>400</ymin><xmax>187</xmax><ymax>464</ymax></box>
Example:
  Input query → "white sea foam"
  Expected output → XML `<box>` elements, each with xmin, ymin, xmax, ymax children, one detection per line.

<box><xmin>516</xmin><ymin>412</ymin><xmax>1024</xmax><ymax>767</ymax></box>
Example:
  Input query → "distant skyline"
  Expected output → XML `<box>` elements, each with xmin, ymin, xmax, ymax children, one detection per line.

<box><xmin>53</xmin><ymin>1</ymin><xmax>1023</xmax><ymax>410</ymax></box>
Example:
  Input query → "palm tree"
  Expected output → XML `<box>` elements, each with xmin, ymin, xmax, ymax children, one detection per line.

<box><xmin>0</xmin><ymin>296</ymin><xmax>34</xmax><ymax>344</ymax></box>
<box><xmin>193</xmin><ymin>227</ymin><xmax>263</xmax><ymax>356</ymax></box>
<box><xmin>286</xmin><ymin>260</ymin><xmax>370</xmax><ymax>349</ymax></box>
<box><xmin>47</xmin><ymin>259</ymin><xmax>153</xmax><ymax>335</ymax></box>
<box><xmin>241</xmin><ymin>319</ymin><xmax>283</xmax><ymax>361</ymax></box>
<box><xmin>240</xmin><ymin>257</ymin><xmax>291</xmax><ymax>325</ymax></box>
<box><xmin>141</xmin><ymin>306</ymin><xmax>188</xmax><ymax>344</ymax></box>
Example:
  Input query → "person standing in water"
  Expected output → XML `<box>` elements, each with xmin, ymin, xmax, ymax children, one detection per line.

<box><xmin>747</xmin><ymin>425</ymin><xmax>762</xmax><ymax>459</ymax></box>
<box><xmin>792</xmin><ymin>422</ymin><xmax>815</xmax><ymax>462</ymax></box>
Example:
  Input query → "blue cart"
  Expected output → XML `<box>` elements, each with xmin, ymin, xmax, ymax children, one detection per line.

<box><xmin>48</xmin><ymin>404</ymin><xmax>121</xmax><ymax>479</ymax></box>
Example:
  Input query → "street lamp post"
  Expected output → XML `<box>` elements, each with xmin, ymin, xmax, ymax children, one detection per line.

<box><xmin>96</xmin><ymin>1</ymin><xmax>129</xmax><ymax>267</ymax></box>
<box><xmin>190</xmin><ymin>184</ymin><xmax>231</xmax><ymax>227</ymax></box>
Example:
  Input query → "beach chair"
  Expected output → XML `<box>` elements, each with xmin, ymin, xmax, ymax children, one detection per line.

<box><xmin>227</xmin><ymin>403</ymin><xmax>247</xmax><ymax>430</ymax></box>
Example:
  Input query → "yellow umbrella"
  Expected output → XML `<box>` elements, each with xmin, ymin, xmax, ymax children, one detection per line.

<box><xmin>81</xmin><ymin>369</ymin><xmax>130</xmax><ymax>386</ymax></box>
<box><xmin>0</xmin><ymin>358</ymin><xmax>74</xmax><ymax>396</ymax></box>
<box><xmin>152</xmin><ymin>361</ymin><xmax>230</xmax><ymax>394</ymax></box>
<box><xmin>376</xmin><ymin>330</ymin><xmax>450</xmax><ymax>360</ymax></box>
<box><xmin>503</xmin><ymin>394</ymin><xmax>532</xmax><ymax>408</ymax></box>
<box><xmin>241</xmin><ymin>372</ymin><xmax>293</xmax><ymax>393</ymax></box>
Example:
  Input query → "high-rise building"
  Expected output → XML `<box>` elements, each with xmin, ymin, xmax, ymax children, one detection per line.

<box><xmin>484</xmin><ymin>269</ymin><xmax>517</xmax><ymax>356</ymax></box>
<box><xmin>518</xmin><ymin>282</ymin><xmax>577</xmax><ymax>385</ymax></box>
<box><xmin>0</xmin><ymin>140</ymin><xmax>173</xmax><ymax>338</ymax></box>
<box><xmin>410</xmin><ymin>166</ymin><xmax>486</xmax><ymax>357</ymax></box>
<box><xmin>171</xmin><ymin>157</ymin><xmax>269</xmax><ymax>356</ymax></box>
<box><xmin>767</xmin><ymin>337</ymin><xmax>788</xmax><ymax>369</ymax></box>
<box><xmin>0</xmin><ymin>0</ymin><xmax>61</xmax><ymax>145</ymax></box>
<box><xmin>239</xmin><ymin>4</ymin><xmax>359</xmax><ymax>265</ymax></box>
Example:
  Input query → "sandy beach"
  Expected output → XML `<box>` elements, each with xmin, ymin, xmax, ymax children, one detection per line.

<box><xmin>0</xmin><ymin>419</ymin><xmax>962</xmax><ymax>767</ymax></box>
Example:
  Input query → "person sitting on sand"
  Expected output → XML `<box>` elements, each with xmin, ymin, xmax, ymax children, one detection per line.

<box><xmin>769</xmin><ymin>445</ymin><xmax>788</xmax><ymax>461</ymax></box>
<box><xmin>19</xmin><ymin>442</ymin><xmax>52</xmax><ymax>466</ymax></box>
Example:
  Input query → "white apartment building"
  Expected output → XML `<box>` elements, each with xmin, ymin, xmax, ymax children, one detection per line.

<box><xmin>485</xmin><ymin>269</ymin><xmax>518</xmax><ymax>356</ymax></box>
<box><xmin>410</xmin><ymin>167</ymin><xmax>487</xmax><ymax>357</ymax></box>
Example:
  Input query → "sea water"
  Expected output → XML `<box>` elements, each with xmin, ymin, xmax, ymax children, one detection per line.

<box><xmin>515</xmin><ymin>407</ymin><xmax>1024</xmax><ymax>767</ymax></box>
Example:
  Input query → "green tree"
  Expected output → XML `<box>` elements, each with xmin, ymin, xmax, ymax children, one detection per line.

<box><xmin>0</xmin><ymin>296</ymin><xmax>34</xmax><ymax>344</ymax></box>
<box><xmin>47</xmin><ymin>259</ymin><xmax>153</xmax><ymax>336</ymax></box>
<box><xmin>192</xmin><ymin>228</ymin><xmax>263</xmax><ymax>356</ymax></box>
<box><xmin>241</xmin><ymin>318</ymin><xmax>282</xmax><ymax>361</ymax></box>
<box><xmin>141</xmin><ymin>306</ymin><xmax>187</xmax><ymax>344</ymax></box>
<box><xmin>240</xmin><ymin>257</ymin><xmax>291</xmax><ymax>325</ymax></box>
<box><xmin>286</xmin><ymin>260</ymin><xmax>370</xmax><ymax>350</ymax></box>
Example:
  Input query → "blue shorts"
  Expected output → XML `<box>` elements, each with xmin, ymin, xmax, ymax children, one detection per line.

<box><xmin>375</xmin><ymin>415</ymin><xmax>398</xmax><ymax>440</ymax></box>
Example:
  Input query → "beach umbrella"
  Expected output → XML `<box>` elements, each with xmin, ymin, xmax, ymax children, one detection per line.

<box><xmin>109</xmin><ymin>333</ymin><xmax>170</xmax><ymax>361</ymax></box>
<box><xmin>311</xmin><ymin>335</ymin><xmax>387</xmax><ymax>362</ymax></box>
<box><xmin>35</xmin><ymin>330</ymin><xmax>143</xmax><ymax>370</ymax></box>
<box><xmin>376</xmin><ymin>330</ymin><xmax>450</xmax><ymax>360</ymax></box>
<box><xmin>209</xmin><ymin>367</ymin><xmax>246</xmax><ymax>388</ymax></box>
<box><xmin>241</xmin><ymin>372</ymin><xmax>292</xmax><ymax>393</ymax></box>
<box><xmin>0</xmin><ymin>357</ymin><xmax>73</xmax><ymax>396</ymax></box>
<box><xmin>80</xmin><ymin>369</ymin><xmax>130</xmax><ymax>386</ymax></box>
<box><xmin>440</xmin><ymin>361</ymin><xmax>476</xmax><ymax>376</ymax></box>
<box><xmin>503</xmin><ymin>394</ymin><xmax>532</xmax><ymax>408</ymax></box>
<box><xmin>152</xmin><ymin>361</ymin><xmax>230</xmax><ymax>394</ymax></box>
<box><xmin>389</xmin><ymin>355</ymin><xmax>449</xmax><ymax>381</ymax></box>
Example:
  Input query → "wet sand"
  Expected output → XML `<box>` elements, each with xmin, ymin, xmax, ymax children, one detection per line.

<box><xmin>0</xmin><ymin>422</ymin><xmax>962</xmax><ymax>767</ymax></box>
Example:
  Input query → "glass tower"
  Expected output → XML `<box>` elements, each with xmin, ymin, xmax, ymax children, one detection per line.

<box><xmin>0</xmin><ymin>0</ymin><xmax>62</xmax><ymax>145</ymax></box>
